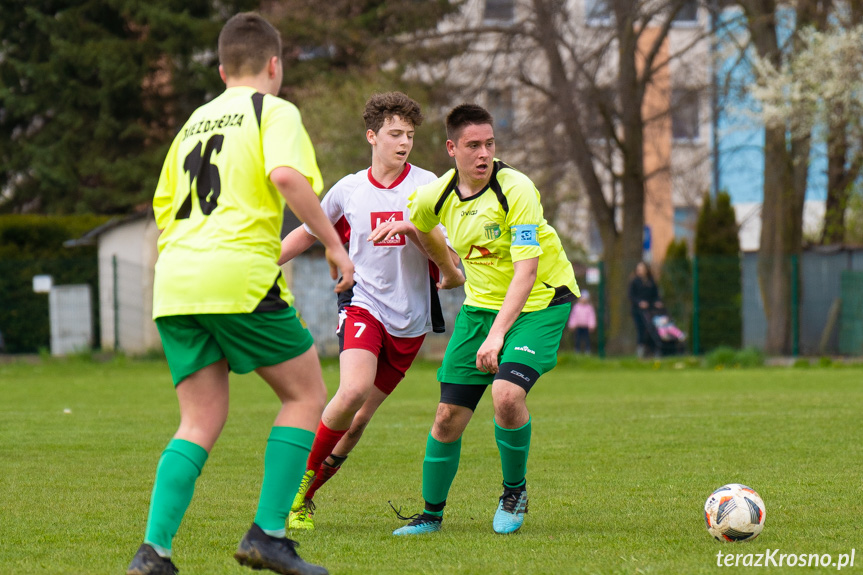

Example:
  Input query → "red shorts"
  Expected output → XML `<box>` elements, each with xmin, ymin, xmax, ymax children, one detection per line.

<box><xmin>337</xmin><ymin>306</ymin><xmax>425</xmax><ymax>394</ymax></box>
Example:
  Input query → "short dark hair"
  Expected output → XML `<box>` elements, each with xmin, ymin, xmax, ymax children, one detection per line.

<box><xmin>362</xmin><ymin>92</ymin><xmax>424</xmax><ymax>133</ymax></box>
<box><xmin>218</xmin><ymin>13</ymin><xmax>282</xmax><ymax>77</ymax></box>
<box><xmin>445</xmin><ymin>104</ymin><xmax>494</xmax><ymax>141</ymax></box>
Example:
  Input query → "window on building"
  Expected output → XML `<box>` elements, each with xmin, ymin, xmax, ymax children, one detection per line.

<box><xmin>672</xmin><ymin>89</ymin><xmax>700</xmax><ymax>141</ymax></box>
<box><xmin>586</xmin><ymin>0</ymin><xmax>613</xmax><ymax>25</ymax></box>
<box><xmin>484</xmin><ymin>0</ymin><xmax>515</xmax><ymax>23</ymax></box>
<box><xmin>487</xmin><ymin>88</ymin><xmax>515</xmax><ymax>135</ymax></box>
<box><xmin>673</xmin><ymin>0</ymin><xmax>698</xmax><ymax>23</ymax></box>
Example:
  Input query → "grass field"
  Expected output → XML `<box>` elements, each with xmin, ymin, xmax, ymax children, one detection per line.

<box><xmin>1</xmin><ymin>355</ymin><xmax>862</xmax><ymax>574</ymax></box>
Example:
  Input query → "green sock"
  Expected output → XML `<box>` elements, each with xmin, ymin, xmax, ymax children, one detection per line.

<box><xmin>144</xmin><ymin>439</ymin><xmax>209</xmax><ymax>553</ymax></box>
<box><xmin>254</xmin><ymin>426</ymin><xmax>314</xmax><ymax>535</ymax></box>
<box><xmin>495</xmin><ymin>417</ymin><xmax>531</xmax><ymax>488</ymax></box>
<box><xmin>422</xmin><ymin>432</ymin><xmax>461</xmax><ymax>514</ymax></box>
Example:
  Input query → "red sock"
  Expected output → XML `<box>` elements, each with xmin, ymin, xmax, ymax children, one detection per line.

<box><xmin>306</xmin><ymin>459</ymin><xmax>343</xmax><ymax>499</ymax></box>
<box><xmin>307</xmin><ymin>421</ymin><xmax>347</xmax><ymax>476</ymax></box>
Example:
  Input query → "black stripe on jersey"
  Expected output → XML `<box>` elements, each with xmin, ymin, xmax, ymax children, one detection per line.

<box><xmin>430</xmin><ymin>273</ymin><xmax>445</xmax><ymax>333</ymax></box>
<box><xmin>488</xmin><ymin>161</ymin><xmax>509</xmax><ymax>213</ymax></box>
<box><xmin>544</xmin><ymin>283</ymin><xmax>578</xmax><ymax>307</ymax></box>
<box><xmin>253</xmin><ymin>273</ymin><xmax>290</xmax><ymax>312</ymax></box>
<box><xmin>434</xmin><ymin>172</ymin><xmax>459</xmax><ymax>216</ymax></box>
<box><xmin>434</xmin><ymin>160</ymin><xmax>515</xmax><ymax>216</ymax></box>
<box><xmin>252</xmin><ymin>92</ymin><xmax>265</xmax><ymax>128</ymax></box>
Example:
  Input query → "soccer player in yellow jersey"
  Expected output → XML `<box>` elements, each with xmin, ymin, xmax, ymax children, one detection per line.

<box><xmin>386</xmin><ymin>104</ymin><xmax>579</xmax><ymax>536</ymax></box>
<box><xmin>126</xmin><ymin>13</ymin><xmax>352</xmax><ymax>575</ymax></box>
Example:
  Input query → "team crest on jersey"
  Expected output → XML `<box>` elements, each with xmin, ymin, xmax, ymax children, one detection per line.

<box><xmin>483</xmin><ymin>222</ymin><xmax>501</xmax><ymax>240</ymax></box>
<box><xmin>464</xmin><ymin>244</ymin><xmax>501</xmax><ymax>266</ymax></box>
<box><xmin>371</xmin><ymin>211</ymin><xmax>406</xmax><ymax>246</ymax></box>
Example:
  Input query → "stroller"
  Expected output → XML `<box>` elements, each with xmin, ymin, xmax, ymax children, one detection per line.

<box><xmin>640</xmin><ymin>306</ymin><xmax>686</xmax><ymax>356</ymax></box>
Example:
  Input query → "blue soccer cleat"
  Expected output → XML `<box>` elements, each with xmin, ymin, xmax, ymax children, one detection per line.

<box><xmin>392</xmin><ymin>512</ymin><xmax>442</xmax><ymax>535</ymax></box>
<box><xmin>493</xmin><ymin>484</ymin><xmax>528</xmax><ymax>534</ymax></box>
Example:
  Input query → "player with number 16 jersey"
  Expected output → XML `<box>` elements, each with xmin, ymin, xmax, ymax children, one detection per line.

<box><xmin>153</xmin><ymin>85</ymin><xmax>322</xmax><ymax>317</ymax></box>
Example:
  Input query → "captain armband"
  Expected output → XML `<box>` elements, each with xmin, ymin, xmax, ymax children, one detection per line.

<box><xmin>511</xmin><ymin>224</ymin><xmax>539</xmax><ymax>247</ymax></box>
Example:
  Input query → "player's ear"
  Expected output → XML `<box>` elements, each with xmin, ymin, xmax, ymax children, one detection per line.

<box><xmin>446</xmin><ymin>139</ymin><xmax>456</xmax><ymax>158</ymax></box>
<box><xmin>267</xmin><ymin>56</ymin><xmax>280</xmax><ymax>78</ymax></box>
<box><xmin>219</xmin><ymin>65</ymin><xmax>227</xmax><ymax>84</ymax></box>
<box><xmin>366</xmin><ymin>129</ymin><xmax>377</xmax><ymax>146</ymax></box>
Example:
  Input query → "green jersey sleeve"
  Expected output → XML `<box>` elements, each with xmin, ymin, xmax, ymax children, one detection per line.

<box><xmin>262</xmin><ymin>97</ymin><xmax>324</xmax><ymax>195</ymax></box>
<box><xmin>504</xmin><ymin>174</ymin><xmax>544</xmax><ymax>263</ymax></box>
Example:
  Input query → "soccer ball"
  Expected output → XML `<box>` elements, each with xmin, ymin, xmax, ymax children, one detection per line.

<box><xmin>704</xmin><ymin>484</ymin><xmax>766</xmax><ymax>542</ymax></box>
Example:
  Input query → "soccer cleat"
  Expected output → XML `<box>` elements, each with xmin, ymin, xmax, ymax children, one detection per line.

<box><xmin>392</xmin><ymin>512</ymin><xmax>443</xmax><ymax>536</ymax></box>
<box><xmin>493</xmin><ymin>483</ymin><xmax>529</xmax><ymax>534</ymax></box>
<box><xmin>288</xmin><ymin>498</ymin><xmax>315</xmax><ymax>530</ymax></box>
<box><xmin>291</xmin><ymin>469</ymin><xmax>315</xmax><ymax>512</ymax></box>
<box><xmin>234</xmin><ymin>523</ymin><xmax>328</xmax><ymax>575</ymax></box>
<box><xmin>126</xmin><ymin>544</ymin><xmax>179</xmax><ymax>575</ymax></box>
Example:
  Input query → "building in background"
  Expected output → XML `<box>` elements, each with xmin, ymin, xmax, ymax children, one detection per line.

<box><xmin>430</xmin><ymin>0</ymin><xmax>713</xmax><ymax>265</ymax></box>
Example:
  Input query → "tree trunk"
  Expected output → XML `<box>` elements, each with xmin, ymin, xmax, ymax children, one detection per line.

<box><xmin>822</xmin><ymin>124</ymin><xmax>850</xmax><ymax>244</ymax></box>
<box><xmin>758</xmin><ymin>127</ymin><xmax>793</xmax><ymax>354</ymax></box>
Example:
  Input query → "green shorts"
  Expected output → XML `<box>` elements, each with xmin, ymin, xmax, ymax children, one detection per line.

<box><xmin>437</xmin><ymin>303</ymin><xmax>571</xmax><ymax>385</ymax></box>
<box><xmin>155</xmin><ymin>307</ymin><xmax>314</xmax><ymax>386</ymax></box>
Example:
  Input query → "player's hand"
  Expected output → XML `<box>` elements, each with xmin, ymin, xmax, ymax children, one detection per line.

<box><xmin>325</xmin><ymin>247</ymin><xmax>355</xmax><ymax>293</ymax></box>
<box><xmin>476</xmin><ymin>334</ymin><xmax>504</xmax><ymax>374</ymax></box>
<box><xmin>367</xmin><ymin>220</ymin><xmax>412</xmax><ymax>243</ymax></box>
<box><xmin>437</xmin><ymin>267</ymin><xmax>465</xmax><ymax>290</ymax></box>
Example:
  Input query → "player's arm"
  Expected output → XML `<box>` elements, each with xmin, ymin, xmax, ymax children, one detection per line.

<box><xmin>413</xmin><ymin>226</ymin><xmax>465</xmax><ymax>289</ymax></box>
<box><xmin>368</xmin><ymin>221</ymin><xmax>459</xmax><ymax>266</ymax></box>
<box><xmin>270</xmin><ymin>166</ymin><xmax>354</xmax><ymax>292</ymax></box>
<box><xmin>475</xmin><ymin>257</ymin><xmax>537</xmax><ymax>374</ymax></box>
<box><xmin>278</xmin><ymin>226</ymin><xmax>317</xmax><ymax>265</ymax></box>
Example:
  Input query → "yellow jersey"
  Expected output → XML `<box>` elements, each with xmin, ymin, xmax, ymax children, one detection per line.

<box><xmin>409</xmin><ymin>160</ymin><xmax>578</xmax><ymax>311</ymax></box>
<box><xmin>152</xmin><ymin>86</ymin><xmax>323</xmax><ymax>318</ymax></box>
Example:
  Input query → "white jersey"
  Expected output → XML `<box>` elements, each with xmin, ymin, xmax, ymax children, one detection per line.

<box><xmin>305</xmin><ymin>164</ymin><xmax>438</xmax><ymax>337</ymax></box>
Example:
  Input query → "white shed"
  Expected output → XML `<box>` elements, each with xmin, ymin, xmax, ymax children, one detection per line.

<box><xmin>66</xmin><ymin>210</ymin><xmax>161</xmax><ymax>353</ymax></box>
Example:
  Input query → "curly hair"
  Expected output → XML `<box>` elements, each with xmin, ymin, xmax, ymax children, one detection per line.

<box><xmin>362</xmin><ymin>92</ymin><xmax>424</xmax><ymax>133</ymax></box>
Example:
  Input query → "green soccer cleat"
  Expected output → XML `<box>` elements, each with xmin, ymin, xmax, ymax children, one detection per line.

<box><xmin>288</xmin><ymin>498</ymin><xmax>316</xmax><ymax>530</ymax></box>
<box><xmin>392</xmin><ymin>512</ymin><xmax>442</xmax><ymax>536</ymax></box>
<box><xmin>493</xmin><ymin>484</ymin><xmax>528</xmax><ymax>534</ymax></box>
<box><xmin>291</xmin><ymin>469</ymin><xmax>316</xmax><ymax>512</ymax></box>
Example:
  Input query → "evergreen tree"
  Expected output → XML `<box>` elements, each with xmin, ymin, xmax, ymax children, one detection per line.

<box><xmin>694</xmin><ymin>191</ymin><xmax>742</xmax><ymax>351</ymax></box>
<box><xmin>0</xmin><ymin>0</ymin><xmax>260</xmax><ymax>214</ymax></box>
<box><xmin>660</xmin><ymin>238</ymin><xmax>692</xmax><ymax>348</ymax></box>
<box><xmin>0</xmin><ymin>0</ymin><xmax>458</xmax><ymax>215</ymax></box>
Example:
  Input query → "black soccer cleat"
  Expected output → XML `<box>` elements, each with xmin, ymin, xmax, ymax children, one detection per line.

<box><xmin>234</xmin><ymin>523</ymin><xmax>329</xmax><ymax>575</ymax></box>
<box><xmin>126</xmin><ymin>543</ymin><xmax>179</xmax><ymax>575</ymax></box>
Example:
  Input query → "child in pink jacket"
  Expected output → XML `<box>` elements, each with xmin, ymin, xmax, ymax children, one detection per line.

<box><xmin>568</xmin><ymin>291</ymin><xmax>597</xmax><ymax>354</ymax></box>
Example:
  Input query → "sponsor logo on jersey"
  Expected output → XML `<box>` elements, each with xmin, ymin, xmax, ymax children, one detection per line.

<box><xmin>371</xmin><ymin>211</ymin><xmax>406</xmax><ymax>246</ymax></box>
<box><xmin>461</xmin><ymin>209</ymin><xmax>478</xmax><ymax>216</ymax></box>
<box><xmin>514</xmin><ymin>345</ymin><xmax>536</xmax><ymax>354</ymax></box>
<box><xmin>484</xmin><ymin>222</ymin><xmax>501</xmax><ymax>239</ymax></box>
<box><xmin>464</xmin><ymin>244</ymin><xmax>501</xmax><ymax>266</ymax></box>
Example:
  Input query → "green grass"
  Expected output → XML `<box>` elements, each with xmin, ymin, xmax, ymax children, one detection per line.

<box><xmin>1</xmin><ymin>356</ymin><xmax>862</xmax><ymax>574</ymax></box>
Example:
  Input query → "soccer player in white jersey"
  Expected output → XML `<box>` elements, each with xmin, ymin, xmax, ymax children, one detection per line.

<box><xmin>279</xmin><ymin>92</ymin><xmax>463</xmax><ymax>530</ymax></box>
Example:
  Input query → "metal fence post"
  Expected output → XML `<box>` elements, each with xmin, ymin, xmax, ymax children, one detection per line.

<box><xmin>692</xmin><ymin>256</ymin><xmax>700</xmax><ymax>355</ymax></box>
<box><xmin>598</xmin><ymin>260</ymin><xmax>606</xmax><ymax>359</ymax></box>
<box><xmin>791</xmin><ymin>254</ymin><xmax>799</xmax><ymax>357</ymax></box>
<box><xmin>113</xmin><ymin>254</ymin><xmax>120</xmax><ymax>351</ymax></box>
